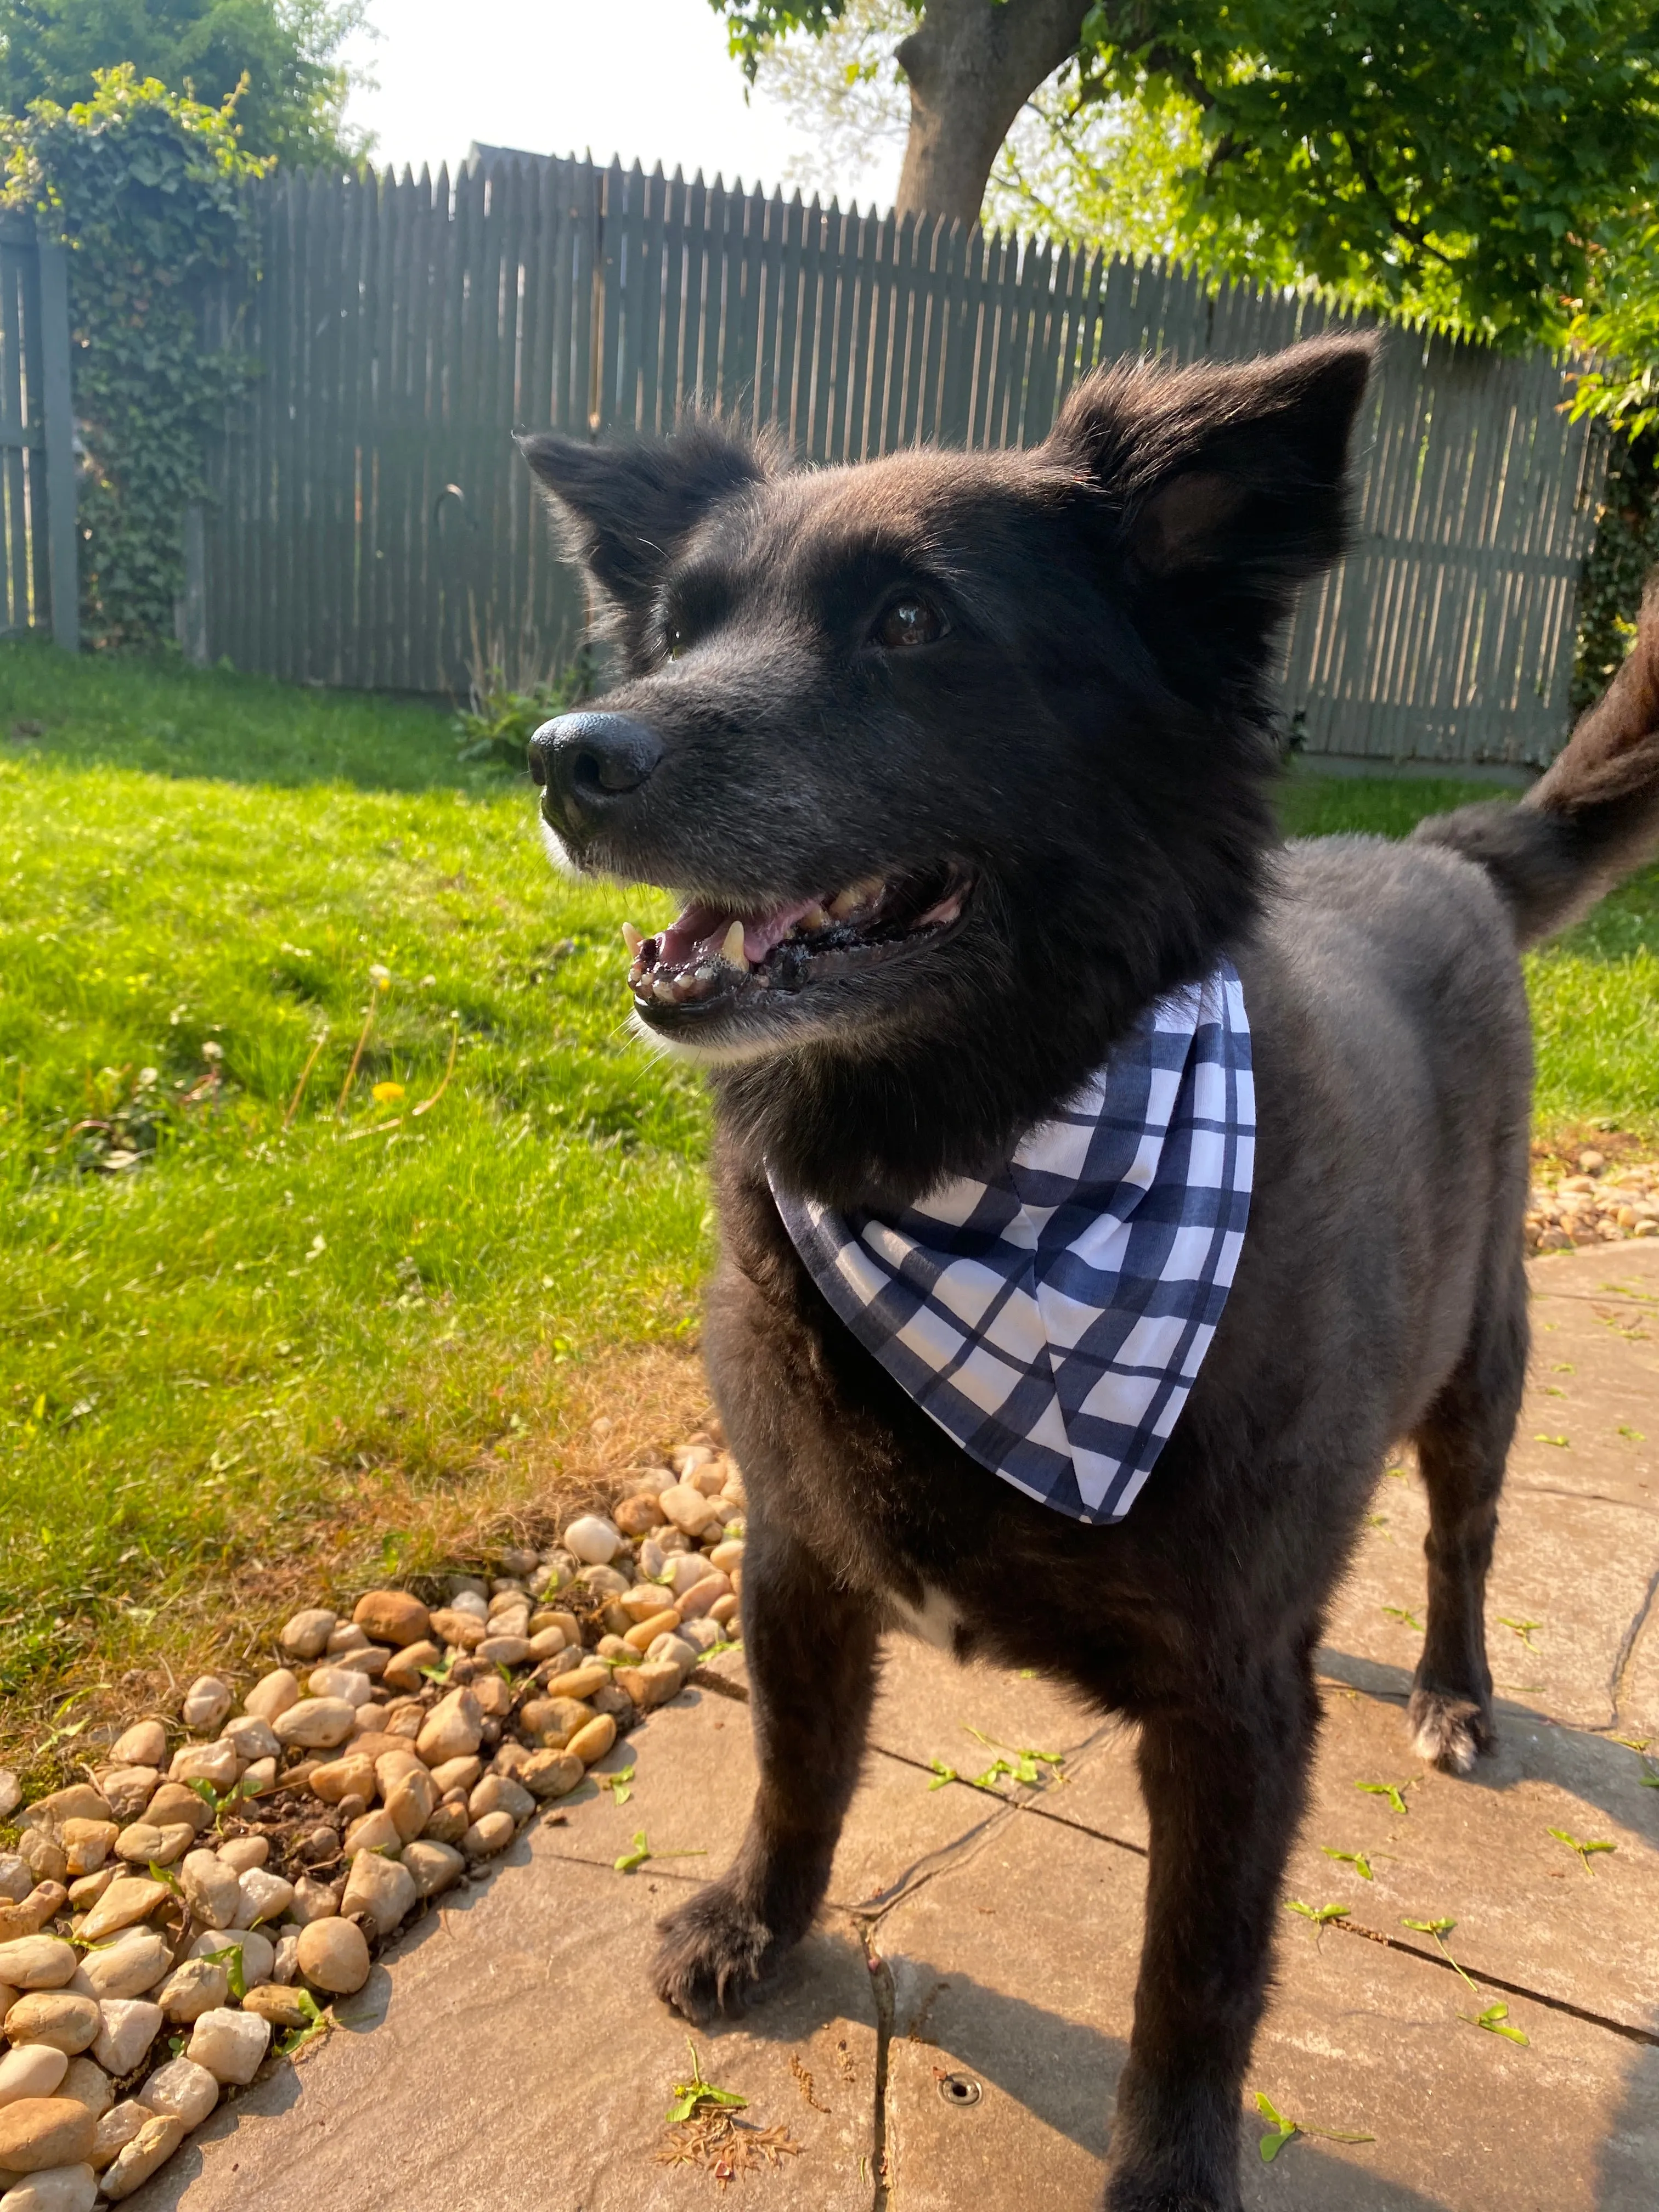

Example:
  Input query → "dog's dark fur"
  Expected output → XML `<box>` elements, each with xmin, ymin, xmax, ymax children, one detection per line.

<box><xmin>520</xmin><ymin>341</ymin><xmax>1659</xmax><ymax>2211</ymax></box>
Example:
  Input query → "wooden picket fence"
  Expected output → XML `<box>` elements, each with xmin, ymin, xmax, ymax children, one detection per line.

<box><xmin>0</xmin><ymin>210</ymin><xmax>79</xmax><ymax>652</ymax></box>
<box><xmin>196</xmin><ymin>155</ymin><xmax>1606</xmax><ymax>766</ymax></box>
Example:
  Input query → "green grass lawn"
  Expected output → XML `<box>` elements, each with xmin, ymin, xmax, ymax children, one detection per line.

<box><xmin>1</xmin><ymin>645</ymin><xmax>1656</xmax><ymax>1735</ymax></box>
<box><xmin>0</xmin><ymin>642</ymin><xmax>714</xmax><ymax>1725</ymax></box>
<box><xmin>1277</xmin><ymin>765</ymin><xmax>1659</xmax><ymax>1148</ymax></box>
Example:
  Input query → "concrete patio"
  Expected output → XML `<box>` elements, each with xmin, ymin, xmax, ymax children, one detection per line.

<box><xmin>132</xmin><ymin>1242</ymin><xmax>1659</xmax><ymax>2212</ymax></box>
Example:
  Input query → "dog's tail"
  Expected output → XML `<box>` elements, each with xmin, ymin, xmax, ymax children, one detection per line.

<box><xmin>1412</xmin><ymin>584</ymin><xmax>1659</xmax><ymax>947</ymax></box>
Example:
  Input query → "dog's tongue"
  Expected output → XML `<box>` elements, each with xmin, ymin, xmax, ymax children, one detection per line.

<box><xmin>657</xmin><ymin>894</ymin><xmax>822</xmax><ymax>968</ymax></box>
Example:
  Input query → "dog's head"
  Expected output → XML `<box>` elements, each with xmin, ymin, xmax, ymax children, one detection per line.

<box><xmin>522</xmin><ymin>336</ymin><xmax>1372</xmax><ymax>1203</ymax></box>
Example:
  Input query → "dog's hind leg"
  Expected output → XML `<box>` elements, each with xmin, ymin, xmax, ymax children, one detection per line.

<box><xmin>652</xmin><ymin>1522</ymin><xmax>879</xmax><ymax>2023</ymax></box>
<box><xmin>1406</xmin><ymin>1240</ymin><xmax>1528</xmax><ymax>1773</ymax></box>
<box><xmin>1107</xmin><ymin>1635</ymin><xmax>1322</xmax><ymax>2212</ymax></box>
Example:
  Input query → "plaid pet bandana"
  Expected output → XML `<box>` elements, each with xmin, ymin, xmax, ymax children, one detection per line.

<box><xmin>771</xmin><ymin>961</ymin><xmax>1254</xmax><ymax>1524</ymax></box>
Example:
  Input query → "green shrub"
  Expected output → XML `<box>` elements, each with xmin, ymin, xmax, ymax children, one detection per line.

<box><xmin>454</xmin><ymin>650</ymin><xmax>595</xmax><ymax>772</ymax></box>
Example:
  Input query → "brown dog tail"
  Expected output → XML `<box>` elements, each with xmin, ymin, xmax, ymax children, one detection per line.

<box><xmin>1411</xmin><ymin>583</ymin><xmax>1659</xmax><ymax>948</ymax></box>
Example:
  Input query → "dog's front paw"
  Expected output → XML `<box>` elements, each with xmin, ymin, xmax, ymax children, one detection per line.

<box><xmin>652</xmin><ymin>1881</ymin><xmax>792</xmax><ymax>2024</ymax></box>
<box><xmin>1102</xmin><ymin>2177</ymin><xmax>1238</xmax><ymax>2212</ymax></box>
<box><xmin>1407</xmin><ymin>1683</ymin><xmax>1494</xmax><ymax>1774</ymax></box>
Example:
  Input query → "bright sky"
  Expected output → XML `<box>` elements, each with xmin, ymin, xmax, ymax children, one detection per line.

<box><xmin>341</xmin><ymin>0</ymin><xmax>887</xmax><ymax>206</ymax></box>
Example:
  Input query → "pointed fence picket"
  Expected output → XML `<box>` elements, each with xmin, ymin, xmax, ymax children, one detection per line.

<box><xmin>195</xmin><ymin>155</ymin><xmax>1605</xmax><ymax>765</ymax></box>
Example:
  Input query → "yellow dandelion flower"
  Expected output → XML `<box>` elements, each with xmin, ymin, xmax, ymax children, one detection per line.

<box><xmin>372</xmin><ymin>1081</ymin><xmax>405</xmax><ymax>1104</ymax></box>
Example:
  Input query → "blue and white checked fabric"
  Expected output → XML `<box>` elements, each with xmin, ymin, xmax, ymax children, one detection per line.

<box><xmin>771</xmin><ymin>961</ymin><xmax>1254</xmax><ymax>1524</ymax></box>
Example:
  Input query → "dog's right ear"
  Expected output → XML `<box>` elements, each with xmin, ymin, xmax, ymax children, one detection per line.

<box><xmin>1043</xmin><ymin>335</ymin><xmax>1375</xmax><ymax>685</ymax></box>
<box><xmin>518</xmin><ymin>421</ymin><xmax>766</xmax><ymax>624</ymax></box>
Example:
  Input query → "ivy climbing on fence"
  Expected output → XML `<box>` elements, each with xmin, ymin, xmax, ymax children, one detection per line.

<box><xmin>1</xmin><ymin>66</ymin><xmax>269</xmax><ymax>648</ymax></box>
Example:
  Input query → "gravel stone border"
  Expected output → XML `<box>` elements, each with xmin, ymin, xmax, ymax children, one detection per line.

<box><xmin>1526</xmin><ymin>1150</ymin><xmax>1659</xmax><ymax>1255</ymax></box>
<box><xmin>0</xmin><ymin>1437</ymin><xmax>744</xmax><ymax>2208</ymax></box>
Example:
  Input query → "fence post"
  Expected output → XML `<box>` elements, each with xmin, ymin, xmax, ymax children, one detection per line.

<box><xmin>35</xmin><ymin>233</ymin><xmax>78</xmax><ymax>654</ymax></box>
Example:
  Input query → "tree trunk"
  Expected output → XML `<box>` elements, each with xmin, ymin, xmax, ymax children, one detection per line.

<box><xmin>894</xmin><ymin>0</ymin><xmax>1093</xmax><ymax>228</ymax></box>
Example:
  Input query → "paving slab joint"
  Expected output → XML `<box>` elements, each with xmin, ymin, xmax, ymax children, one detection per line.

<box><xmin>1606</xmin><ymin>1555</ymin><xmax>1659</xmax><ymax>1730</ymax></box>
<box><xmin>871</xmin><ymin>1740</ymin><xmax>1149</xmax><ymax>1861</ymax></box>
<box><xmin>1331</xmin><ymin>1915</ymin><xmax>1659</xmax><ymax>2046</ymax></box>
<box><xmin>859</xmin><ymin>1917</ymin><xmax>896</xmax><ymax>2212</ymax></box>
<box><xmin>695</xmin><ymin>1666</ymin><xmax>752</xmax><ymax>1706</ymax></box>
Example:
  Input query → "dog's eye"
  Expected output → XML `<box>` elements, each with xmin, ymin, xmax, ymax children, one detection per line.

<box><xmin>874</xmin><ymin>596</ymin><xmax>943</xmax><ymax>651</ymax></box>
<box><xmin>664</xmin><ymin>622</ymin><xmax>687</xmax><ymax>660</ymax></box>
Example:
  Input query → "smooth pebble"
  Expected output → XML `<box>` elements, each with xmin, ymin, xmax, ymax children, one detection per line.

<box><xmin>90</xmin><ymin>1999</ymin><xmax>162</xmax><ymax>2077</ymax></box>
<box><xmin>187</xmin><ymin>2006</ymin><xmax>270</xmax><ymax>2086</ymax></box>
<box><xmin>295</xmin><ymin>1918</ymin><xmax>370</xmax><ymax>1995</ymax></box>
<box><xmin>155</xmin><ymin>1957</ymin><xmax>230</xmax><ymax>2022</ymax></box>
<box><xmin>101</xmin><ymin>2115</ymin><xmax>187</xmax><ymax>2201</ymax></box>
<box><xmin>89</xmin><ymin>2100</ymin><xmax>151</xmax><ymax>2168</ymax></box>
<box><xmin>0</xmin><ymin>2047</ymin><xmax>67</xmax><ymax>2106</ymax></box>
<box><xmin>179</xmin><ymin>1677</ymin><xmax>233</xmax><ymax>1733</ymax></box>
<box><xmin>0</xmin><ymin>2098</ymin><xmax>96</xmax><ymax>2173</ymax></box>
<box><xmin>72</xmin><ymin>1932</ymin><xmax>171</xmax><ymax>2003</ymax></box>
<box><xmin>562</xmin><ymin>1515</ymin><xmax>623</xmax><ymax>1566</ymax></box>
<box><xmin>0</xmin><ymin>2165</ymin><xmax>98</xmax><ymax>2212</ymax></box>
<box><xmin>3</xmin><ymin>1993</ymin><xmax>101</xmax><ymax>2055</ymax></box>
<box><xmin>0</xmin><ymin>1941</ymin><xmax>76</xmax><ymax>1993</ymax></box>
<box><xmin>108</xmin><ymin>1721</ymin><xmax>166</xmax><ymax>1770</ymax></box>
<box><xmin>272</xmin><ymin>1698</ymin><xmax>356</xmax><ymax>1751</ymax></box>
<box><xmin>179</xmin><ymin>1851</ymin><xmax>240</xmax><ymax>1931</ymax></box>
<box><xmin>138</xmin><ymin>2055</ymin><xmax>219</xmax><ymax>2128</ymax></box>
<box><xmin>279</xmin><ymin>1607</ymin><xmax>336</xmax><ymax>1660</ymax></box>
<box><xmin>340</xmin><ymin>1849</ymin><xmax>415</xmax><ymax>1937</ymax></box>
<box><xmin>242</xmin><ymin>1668</ymin><xmax>301</xmax><ymax>1722</ymax></box>
<box><xmin>233</xmin><ymin>1868</ymin><xmax>294</xmax><ymax>1928</ymax></box>
<box><xmin>187</xmin><ymin>1925</ymin><xmax>274</xmax><ymax>1989</ymax></box>
<box><xmin>461</xmin><ymin>1811</ymin><xmax>515</xmax><ymax>1860</ymax></box>
<box><xmin>216</xmin><ymin>1835</ymin><xmax>269</xmax><ymax>1875</ymax></box>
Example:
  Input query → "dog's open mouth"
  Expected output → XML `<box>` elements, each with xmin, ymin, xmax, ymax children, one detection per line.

<box><xmin>624</xmin><ymin>865</ymin><xmax>972</xmax><ymax>1020</ymax></box>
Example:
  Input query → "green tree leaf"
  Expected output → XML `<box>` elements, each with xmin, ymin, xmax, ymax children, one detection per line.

<box><xmin>0</xmin><ymin>0</ymin><xmax>371</xmax><ymax>166</ymax></box>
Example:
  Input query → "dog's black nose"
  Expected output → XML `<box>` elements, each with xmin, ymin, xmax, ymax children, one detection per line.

<box><xmin>528</xmin><ymin>712</ymin><xmax>663</xmax><ymax>815</ymax></box>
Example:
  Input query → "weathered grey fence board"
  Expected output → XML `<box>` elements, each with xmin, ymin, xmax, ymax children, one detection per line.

<box><xmin>0</xmin><ymin>210</ymin><xmax>76</xmax><ymax>649</ymax></box>
<box><xmin>196</xmin><ymin>155</ymin><xmax>1604</xmax><ymax>764</ymax></box>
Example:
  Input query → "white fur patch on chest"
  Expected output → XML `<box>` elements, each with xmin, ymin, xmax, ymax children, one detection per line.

<box><xmin>885</xmin><ymin>1583</ymin><xmax>963</xmax><ymax>1652</ymax></box>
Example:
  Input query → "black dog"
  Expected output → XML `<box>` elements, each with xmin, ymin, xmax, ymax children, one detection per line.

<box><xmin>520</xmin><ymin>339</ymin><xmax>1659</xmax><ymax>2211</ymax></box>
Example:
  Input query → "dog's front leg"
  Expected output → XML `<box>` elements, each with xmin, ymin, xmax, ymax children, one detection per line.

<box><xmin>652</xmin><ymin>1521</ymin><xmax>879</xmax><ymax>2023</ymax></box>
<box><xmin>1106</xmin><ymin>1651</ymin><xmax>1320</xmax><ymax>2212</ymax></box>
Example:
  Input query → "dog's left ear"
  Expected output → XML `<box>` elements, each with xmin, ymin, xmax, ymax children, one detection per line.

<box><xmin>519</xmin><ymin>419</ymin><xmax>766</xmax><ymax>628</ymax></box>
<box><xmin>1045</xmin><ymin>334</ymin><xmax>1376</xmax><ymax>650</ymax></box>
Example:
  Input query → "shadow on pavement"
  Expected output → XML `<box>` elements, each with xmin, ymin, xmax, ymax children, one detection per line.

<box><xmin>1322</xmin><ymin>1646</ymin><xmax>1659</xmax><ymax>1846</ymax></box>
<box><xmin>881</xmin><ymin>1955</ymin><xmax>1468</xmax><ymax>2211</ymax></box>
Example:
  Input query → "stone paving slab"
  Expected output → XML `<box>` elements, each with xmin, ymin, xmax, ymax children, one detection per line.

<box><xmin>876</xmin><ymin>1801</ymin><xmax>1659</xmax><ymax>2212</ymax></box>
<box><xmin>862</xmin><ymin>1640</ymin><xmax>1148</xmax><ymax>1852</ymax></box>
<box><xmin>1324</xmin><ymin>1242</ymin><xmax>1659</xmax><ymax>1738</ymax></box>
<box><xmin>1286</xmin><ymin>1678</ymin><xmax>1659</xmax><ymax>2034</ymax></box>
<box><xmin>539</xmin><ymin>1679</ymin><xmax>1010</xmax><ymax>1920</ymax></box>
<box><xmin>134</xmin><ymin>1243</ymin><xmax>1659</xmax><ymax>2210</ymax></box>
<box><xmin>134</xmin><ymin>1686</ymin><xmax>881</xmax><ymax>2212</ymax></box>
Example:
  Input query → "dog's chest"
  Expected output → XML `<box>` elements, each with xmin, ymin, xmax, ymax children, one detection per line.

<box><xmin>882</xmin><ymin>1581</ymin><xmax>965</xmax><ymax>1651</ymax></box>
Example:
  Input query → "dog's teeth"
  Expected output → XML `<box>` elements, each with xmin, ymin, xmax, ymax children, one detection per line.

<box><xmin>651</xmin><ymin>977</ymin><xmax>678</xmax><ymax>1003</ymax></box>
<box><xmin>720</xmin><ymin>921</ymin><xmax>748</xmax><ymax>968</ymax></box>
<box><xmin>800</xmin><ymin>903</ymin><xmax>831</xmax><ymax>932</ymax></box>
<box><xmin>621</xmin><ymin>922</ymin><xmax>644</xmax><ymax>955</ymax></box>
<box><xmin>828</xmin><ymin>876</ymin><xmax>884</xmax><ymax>920</ymax></box>
<box><xmin>917</xmin><ymin>893</ymin><xmax>963</xmax><ymax>929</ymax></box>
<box><xmin>693</xmin><ymin>963</ymin><xmax>717</xmax><ymax>981</ymax></box>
